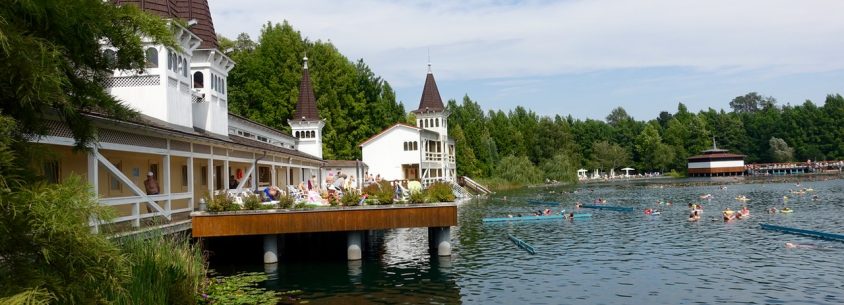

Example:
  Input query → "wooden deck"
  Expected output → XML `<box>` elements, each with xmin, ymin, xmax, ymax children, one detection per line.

<box><xmin>191</xmin><ymin>203</ymin><xmax>458</xmax><ymax>237</ymax></box>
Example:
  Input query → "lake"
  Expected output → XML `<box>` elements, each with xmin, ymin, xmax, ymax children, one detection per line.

<box><xmin>210</xmin><ymin>177</ymin><xmax>844</xmax><ymax>305</ymax></box>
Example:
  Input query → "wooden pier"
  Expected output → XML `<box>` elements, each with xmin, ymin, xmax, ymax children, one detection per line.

<box><xmin>191</xmin><ymin>203</ymin><xmax>458</xmax><ymax>263</ymax></box>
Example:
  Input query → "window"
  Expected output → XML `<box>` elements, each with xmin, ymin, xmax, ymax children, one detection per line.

<box><xmin>310</xmin><ymin>131</ymin><xmax>315</xmax><ymax>138</ymax></box>
<box><xmin>145</xmin><ymin>47</ymin><xmax>158</xmax><ymax>68</ymax></box>
<box><xmin>43</xmin><ymin>160</ymin><xmax>60</xmax><ymax>184</ymax></box>
<box><xmin>258</xmin><ymin>166</ymin><xmax>270</xmax><ymax>186</ymax></box>
<box><xmin>413</xmin><ymin>141</ymin><xmax>418</xmax><ymax>150</ymax></box>
<box><xmin>295</xmin><ymin>131</ymin><xmax>300</xmax><ymax>138</ymax></box>
<box><xmin>181</xmin><ymin>165</ymin><xmax>188</xmax><ymax>187</ymax></box>
<box><xmin>167</xmin><ymin>50</ymin><xmax>173</xmax><ymax>70</ymax></box>
<box><xmin>403</xmin><ymin>142</ymin><xmax>408</xmax><ymax>151</ymax></box>
<box><xmin>182</xmin><ymin>58</ymin><xmax>188</xmax><ymax>77</ymax></box>
<box><xmin>193</xmin><ymin>71</ymin><xmax>204</xmax><ymax>88</ymax></box>
<box><xmin>103</xmin><ymin>49</ymin><xmax>117</xmax><ymax>66</ymax></box>
<box><xmin>257</xmin><ymin>135</ymin><xmax>269</xmax><ymax>143</ymax></box>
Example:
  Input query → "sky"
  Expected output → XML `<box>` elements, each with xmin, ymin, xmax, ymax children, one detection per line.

<box><xmin>208</xmin><ymin>0</ymin><xmax>844</xmax><ymax>121</ymax></box>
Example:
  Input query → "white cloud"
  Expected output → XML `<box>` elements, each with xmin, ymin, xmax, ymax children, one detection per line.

<box><xmin>209</xmin><ymin>0</ymin><xmax>844</xmax><ymax>90</ymax></box>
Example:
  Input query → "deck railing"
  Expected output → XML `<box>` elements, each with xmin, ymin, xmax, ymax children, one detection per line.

<box><xmin>93</xmin><ymin>192</ymin><xmax>194</xmax><ymax>230</ymax></box>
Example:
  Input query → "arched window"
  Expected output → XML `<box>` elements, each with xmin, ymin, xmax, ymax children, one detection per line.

<box><xmin>193</xmin><ymin>71</ymin><xmax>204</xmax><ymax>88</ymax></box>
<box><xmin>211</xmin><ymin>75</ymin><xmax>215</xmax><ymax>90</ymax></box>
<box><xmin>295</xmin><ymin>131</ymin><xmax>300</xmax><ymax>138</ymax></box>
<box><xmin>167</xmin><ymin>50</ymin><xmax>173</xmax><ymax>70</ymax></box>
<box><xmin>176</xmin><ymin>55</ymin><xmax>182</xmax><ymax>74</ymax></box>
<box><xmin>310</xmin><ymin>131</ymin><xmax>315</xmax><ymax>138</ymax></box>
<box><xmin>145</xmin><ymin>47</ymin><xmax>158</xmax><ymax>68</ymax></box>
<box><xmin>222</xmin><ymin>79</ymin><xmax>225</xmax><ymax>94</ymax></box>
<box><xmin>182</xmin><ymin>58</ymin><xmax>188</xmax><ymax>77</ymax></box>
<box><xmin>403</xmin><ymin>142</ymin><xmax>408</xmax><ymax>151</ymax></box>
<box><xmin>103</xmin><ymin>49</ymin><xmax>117</xmax><ymax>66</ymax></box>
<box><xmin>435</xmin><ymin>118</ymin><xmax>440</xmax><ymax>127</ymax></box>
<box><xmin>423</xmin><ymin>119</ymin><xmax>428</xmax><ymax>128</ymax></box>
<box><xmin>413</xmin><ymin>141</ymin><xmax>418</xmax><ymax>150</ymax></box>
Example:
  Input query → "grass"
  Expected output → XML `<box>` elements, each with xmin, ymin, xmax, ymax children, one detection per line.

<box><xmin>111</xmin><ymin>232</ymin><xmax>206</xmax><ymax>305</ymax></box>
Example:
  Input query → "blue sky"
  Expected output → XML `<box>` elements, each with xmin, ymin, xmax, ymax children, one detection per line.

<box><xmin>209</xmin><ymin>0</ymin><xmax>844</xmax><ymax>121</ymax></box>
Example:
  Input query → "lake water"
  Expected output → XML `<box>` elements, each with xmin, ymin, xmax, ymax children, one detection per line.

<box><xmin>211</xmin><ymin>177</ymin><xmax>844</xmax><ymax>305</ymax></box>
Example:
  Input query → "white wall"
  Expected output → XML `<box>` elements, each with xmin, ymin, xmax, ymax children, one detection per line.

<box><xmin>361</xmin><ymin>126</ymin><xmax>421</xmax><ymax>181</ymax></box>
<box><xmin>190</xmin><ymin>49</ymin><xmax>233</xmax><ymax>136</ymax></box>
<box><xmin>688</xmin><ymin>160</ymin><xmax>745</xmax><ymax>169</ymax></box>
<box><xmin>290</xmin><ymin>120</ymin><xmax>325</xmax><ymax>159</ymax></box>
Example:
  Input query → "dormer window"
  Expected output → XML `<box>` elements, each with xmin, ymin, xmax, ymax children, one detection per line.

<box><xmin>145</xmin><ymin>48</ymin><xmax>158</xmax><ymax>68</ymax></box>
<box><xmin>193</xmin><ymin>71</ymin><xmax>204</xmax><ymax>88</ymax></box>
<box><xmin>103</xmin><ymin>49</ymin><xmax>116</xmax><ymax>66</ymax></box>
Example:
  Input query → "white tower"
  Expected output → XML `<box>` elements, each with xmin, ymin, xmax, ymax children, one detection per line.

<box><xmin>412</xmin><ymin>63</ymin><xmax>454</xmax><ymax>182</ymax></box>
<box><xmin>288</xmin><ymin>56</ymin><xmax>325</xmax><ymax>159</ymax></box>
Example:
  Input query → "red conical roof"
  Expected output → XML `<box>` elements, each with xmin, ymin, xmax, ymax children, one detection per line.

<box><xmin>292</xmin><ymin>58</ymin><xmax>320</xmax><ymax>121</ymax></box>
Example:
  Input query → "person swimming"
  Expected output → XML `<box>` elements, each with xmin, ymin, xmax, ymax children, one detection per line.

<box><xmin>785</xmin><ymin>242</ymin><xmax>814</xmax><ymax>249</ymax></box>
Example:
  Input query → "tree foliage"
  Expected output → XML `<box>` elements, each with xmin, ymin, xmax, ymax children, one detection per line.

<box><xmin>224</xmin><ymin>21</ymin><xmax>406</xmax><ymax>159</ymax></box>
<box><xmin>769</xmin><ymin>137</ymin><xmax>795</xmax><ymax>162</ymax></box>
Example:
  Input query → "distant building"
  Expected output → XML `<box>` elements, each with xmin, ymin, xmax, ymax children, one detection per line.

<box><xmin>687</xmin><ymin>140</ymin><xmax>745</xmax><ymax>177</ymax></box>
<box><xmin>360</xmin><ymin>64</ymin><xmax>456</xmax><ymax>185</ymax></box>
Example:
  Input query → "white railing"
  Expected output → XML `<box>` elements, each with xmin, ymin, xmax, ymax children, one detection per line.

<box><xmin>93</xmin><ymin>192</ymin><xmax>193</xmax><ymax>229</ymax></box>
<box><xmin>425</xmin><ymin>152</ymin><xmax>443</xmax><ymax>161</ymax></box>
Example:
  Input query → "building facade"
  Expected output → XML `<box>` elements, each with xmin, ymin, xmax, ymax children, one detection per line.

<box><xmin>33</xmin><ymin>0</ymin><xmax>324</xmax><ymax>233</ymax></box>
<box><xmin>360</xmin><ymin>65</ymin><xmax>457</xmax><ymax>185</ymax></box>
<box><xmin>687</xmin><ymin>140</ymin><xmax>746</xmax><ymax>177</ymax></box>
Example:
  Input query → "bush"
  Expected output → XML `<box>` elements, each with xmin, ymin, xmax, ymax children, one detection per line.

<box><xmin>206</xmin><ymin>193</ymin><xmax>238</xmax><ymax>212</ymax></box>
<box><xmin>0</xmin><ymin>176</ymin><xmax>127</xmax><ymax>304</ymax></box>
<box><xmin>341</xmin><ymin>189</ymin><xmax>362</xmax><ymax>206</ymax></box>
<box><xmin>277</xmin><ymin>194</ymin><xmax>295</xmax><ymax>209</ymax></box>
<box><xmin>426</xmin><ymin>182</ymin><xmax>456</xmax><ymax>202</ymax></box>
<box><xmin>363</xmin><ymin>181</ymin><xmax>394</xmax><ymax>205</ymax></box>
<box><xmin>242</xmin><ymin>194</ymin><xmax>262</xmax><ymax>210</ymax></box>
<box><xmin>408</xmin><ymin>190</ymin><xmax>426</xmax><ymax>204</ymax></box>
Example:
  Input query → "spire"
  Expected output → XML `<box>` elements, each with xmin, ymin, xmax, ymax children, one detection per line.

<box><xmin>292</xmin><ymin>56</ymin><xmax>320</xmax><ymax>121</ymax></box>
<box><xmin>413</xmin><ymin>63</ymin><xmax>445</xmax><ymax>113</ymax></box>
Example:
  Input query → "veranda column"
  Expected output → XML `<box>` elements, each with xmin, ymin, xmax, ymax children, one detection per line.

<box><xmin>347</xmin><ymin>231</ymin><xmax>364</xmax><ymax>261</ymax></box>
<box><xmin>263</xmin><ymin>234</ymin><xmax>279</xmax><ymax>264</ymax></box>
<box><xmin>428</xmin><ymin>227</ymin><xmax>452</xmax><ymax>256</ymax></box>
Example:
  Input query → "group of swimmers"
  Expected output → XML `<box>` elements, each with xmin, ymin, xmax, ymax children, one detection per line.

<box><xmin>722</xmin><ymin>206</ymin><xmax>751</xmax><ymax>221</ymax></box>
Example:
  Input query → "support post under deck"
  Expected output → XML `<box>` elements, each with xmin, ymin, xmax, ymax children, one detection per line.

<box><xmin>263</xmin><ymin>234</ymin><xmax>279</xmax><ymax>264</ymax></box>
<box><xmin>347</xmin><ymin>231</ymin><xmax>364</xmax><ymax>261</ymax></box>
<box><xmin>428</xmin><ymin>227</ymin><xmax>452</xmax><ymax>256</ymax></box>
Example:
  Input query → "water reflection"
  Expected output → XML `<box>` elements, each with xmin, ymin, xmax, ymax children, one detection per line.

<box><xmin>210</xmin><ymin>178</ymin><xmax>844</xmax><ymax>305</ymax></box>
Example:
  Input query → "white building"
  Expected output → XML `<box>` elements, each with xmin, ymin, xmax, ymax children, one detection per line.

<box><xmin>361</xmin><ymin>64</ymin><xmax>456</xmax><ymax>185</ymax></box>
<box><xmin>32</xmin><ymin>0</ymin><xmax>325</xmax><ymax>232</ymax></box>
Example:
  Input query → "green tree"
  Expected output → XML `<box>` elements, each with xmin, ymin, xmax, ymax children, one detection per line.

<box><xmin>540</xmin><ymin>152</ymin><xmax>578</xmax><ymax>184</ymax></box>
<box><xmin>590</xmin><ymin>141</ymin><xmax>631</xmax><ymax>173</ymax></box>
<box><xmin>494</xmin><ymin>155</ymin><xmax>543</xmax><ymax>184</ymax></box>
<box><xmin>729</xmin><ymin>92</ymin><xmax>777</xmax><ymax>113</ymax></box>
<box><xmin>769</xmin><ymin>137</ymin><xmax>794</xmax><ymax>162</ymax></box>
<box><xmin>0</xmin><ymin>1</ymin><xmax>175</xmax><ymax>302</ymax></box>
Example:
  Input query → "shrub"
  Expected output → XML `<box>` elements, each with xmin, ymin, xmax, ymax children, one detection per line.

<box><xmin>341</xmin><ymin>189</ymin><xmax>361</xmax><ymax>206</ymax></box>
<box><xmin>277</xmin><ymin>194</ymin><xmax>295</xmax><ymax>209</ymax></box>
<box><xmin>206</xmin><ymin>193</ymin><xmax>238</xmax><ymax>212</ymax></box>
<box><xmin>408</xmin><ymin>190</ymin><xmax>426</xmax><ymax>203</ymax></box>
<box><xmin>540</xmin><ymin>153</ymin><xmax>579</xmax><ymax>184</ymax></box>
<box><xmin>242</xmin><ymin>194</ymin><xmax>262</xmax><ymax>210</ymax></box>
<box><xmin>293</xmin><ymin>202</ymin><xmax>308</xmax><ymax>209</ymax></box>
<box><xmin>426</xmin><ymin>182</ymin><xmax>456</xmax><ymax>202</ymax></box>
<box><xmin>363</xmin><ymin>181</ymin><xmax>394</xmax><ymax>205</ymax></box>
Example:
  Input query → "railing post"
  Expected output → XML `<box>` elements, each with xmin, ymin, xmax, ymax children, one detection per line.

<box><xmin>87</xmin><ymin>146</ymin><xmax>100</xmax><ymax>234</ymax></box>
<box><xmin>133</xmin><ymin>201</ymin><xmax>140</xmax><ymax>228</ymax></box>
